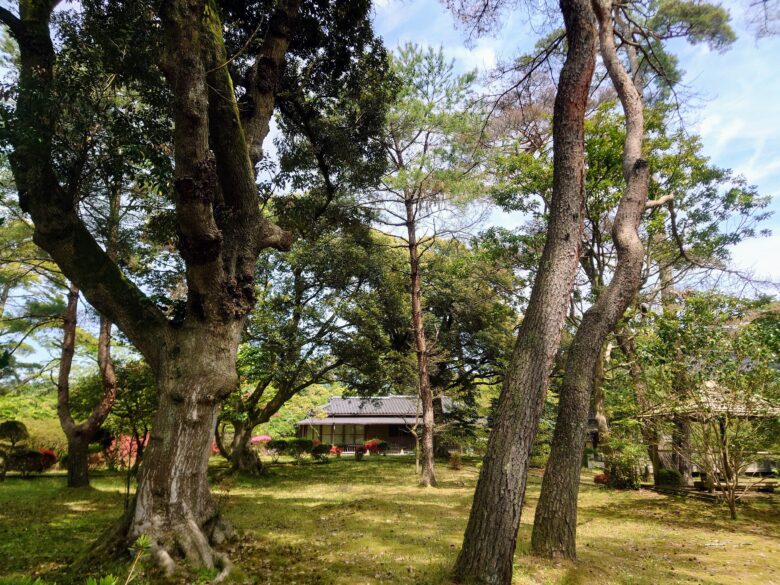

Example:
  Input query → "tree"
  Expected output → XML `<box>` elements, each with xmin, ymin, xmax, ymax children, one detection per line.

<box><xmin>0</xmin><ymin>0</ymin><xmax>389</xmax><ymax>575</ymax></box>
<box><xmin>0</xmin><ymin>419</ymin><xmax>28</xmax><ymax>481</ymax></box>
<box><xmin>369</xmin><ymin>44</ymin><xmax>485</xmax><ymax>487</ymax></box>
<box><xmin>217</xmin><ymin>206</ymin><xmax>392</xmax><ymax>474</ymax></box>
<box><xmin>531</xmin><ymin>0</ymin><xmax>747</xmax><ymax>557</ymax></box>
<box><xmin>452</xmin><ymin>0</ymin><xmax>597</xmax><ymax>580</ymax></box>
<box><xmin>530</xmin><ymin>0</ymin><xmax>653</xmax><ymax>558</ymax></box>
<box><xmin>646</xmin><ymin>293</ymin><xmax>780</xmax><ymax>519</ymax></box>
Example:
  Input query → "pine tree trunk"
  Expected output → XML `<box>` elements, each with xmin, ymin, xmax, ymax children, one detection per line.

<box><xmin>405</xmin><ymin>198</ymin><xmax>436</xmax><ymax>487</ymax></box>
<box><xmin>530</xmin><ymin>0</ymin><xmax>651</xmax><ymax>559</ymax></box>
<box><xmin>452</xmin><ymin>0</ymin><xmax>596</xmax><ymax>580</ymax></box>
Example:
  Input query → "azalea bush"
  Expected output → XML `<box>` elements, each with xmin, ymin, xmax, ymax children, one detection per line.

<box><xmin>5</xmin><ymin>448</ymin><xmax>57</xmax><ymax>476</ymax></box>
<box><xmin>365</xmin><ymin>438</ymin><xmax>388</xmax><ymax>455</ymax></box>
<box><xmin>329</xmin><ymin>445</ymin><xmax>343</xmax><ymax>457</ymax></box>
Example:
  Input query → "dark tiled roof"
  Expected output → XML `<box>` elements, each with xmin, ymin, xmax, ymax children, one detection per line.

<box><xmin>320</xmin><ymin>395</ymin><xmax>453</xmax><ymax>417</ymax></box>
<box><xmin>297</xmin><ymin>416</ymin><xmax>417</xmax><ymax>426</ymax></box>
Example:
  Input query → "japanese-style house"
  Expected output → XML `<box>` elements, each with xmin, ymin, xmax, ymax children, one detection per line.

<box><xmin>296</xmin><ymin>395</ymin><xmax>452</xmax><ymax>453</ymax></box>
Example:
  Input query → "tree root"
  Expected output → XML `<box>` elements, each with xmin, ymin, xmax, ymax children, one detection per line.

<box><xmin>145</xmin><ymin>508</ymin><xmax>236</xmax><ymax>582</ymax></box>
<box><xmin>75</xmin><ymin>497</ymin><xmax>236</xmax><ymax>584</ymax></box>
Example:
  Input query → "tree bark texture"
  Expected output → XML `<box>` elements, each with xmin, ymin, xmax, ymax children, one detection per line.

<box><xmin>405</xmin><ymin>199</ymin><xmax>437</xmax><ymax>488</ymax></box>
<box><xmin>452</xmin><ymin>0</ymin><xmax>596</xmax><ymax>580</ymax></box>
<box><xmin>2</xmin><ymin>0</ymin><xmax>297</xmax><ymax>574</ymax></box>
<box><xmin>530</xmin><ymin>0</ymin><xmax>651</xmax><ymax>559</ymax></box>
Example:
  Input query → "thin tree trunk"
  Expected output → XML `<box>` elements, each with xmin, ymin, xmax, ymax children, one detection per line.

<box><xmin>452</xmin><ymin>0</ymin><xmax>596</xmax><ymax>580</ymax></box>
<box><xmin>614</xmin><ymin>326</ymin><xmax>674</xmax><ymax>483</ymax></box>
<box><xmin>405</xmin><ymin>198</ymin><xmax>436</xmax><ymax>487</ymax></box>
<box><xmin>673</xmin><ymin>417</ymin><xmax>693</xmax><ymax>485</ymax></box>
<box><xmin>592</xmin><ymin>343</ymin><xmax>610</xmax><ymax>448</ymax></box>
<box><xmin>58</xmin><ymin>185</ymin><xmax>121</xmax><ymax>488</ymax></box>
<box><xmin>531</xmin><ymin>0</ymin><xmax>651</xmax><ymax>558</ymax></box>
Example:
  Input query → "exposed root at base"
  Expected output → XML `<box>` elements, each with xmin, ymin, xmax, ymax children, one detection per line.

<box><xmin>75</xmin><ymin>501</ymin><xmax>237</xmax><ymax>584</ymax></box>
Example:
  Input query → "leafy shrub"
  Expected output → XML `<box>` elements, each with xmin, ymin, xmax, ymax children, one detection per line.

<box><xmin>329</xmin><ymin>445</ymin><xmax>343</xmax><ymax>457</ymax></box>
<box><xmin>593</xmin><ymin>473</ymin><xmax>609</xmax><ymax>485</ymax></box>
<box><xmin>448</xmin><ymin>452</ymin><xmax>462</xmax><ymax>470</ymax></box>
<box><xmin>287</xmin><ymin>438</ymin><xmax>314</xmax><ymax>461</ymax></box>
<box><xmin>266</xmin><ymin>439</ymin><xmax>288</xmax><ymax>463</ymax></box>
<box><xmin>6</xmin><ymin>448</ymin><xmax>57</xmax><ymax>476</ymax></box>
<box><xmin>603</xmin><ymin>435</ymin><xmax>643</xmax><ymax>490</ymax></box>
<box><xmin>354</xmin><ymin>445</ymin><xmax>367</xmax><ymax>461</ymax></box>
<box><xmin>656</xmin><ymin>468</ymin><xmax>682</xmax><ymax>487</ymax></box>
<box><xmin>311</xmin><ymin>443</ymin><xmax>332</xmax><ymax>462</ymax></box>
<box><xmin>365</xmin><ymin>438</ymin><xmax>388</xmax><ymax>455</ymax></box>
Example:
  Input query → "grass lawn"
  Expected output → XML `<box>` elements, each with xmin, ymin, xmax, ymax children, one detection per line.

<box><xmin>1</xmin><ymin>457</ymin><xmax>779</xmax><ymax>584</ymax></box>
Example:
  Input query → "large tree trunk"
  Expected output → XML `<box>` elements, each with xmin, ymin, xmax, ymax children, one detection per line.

<box><xmin>127</xmin><ymin>324</ymin><xmax>241</xmax><ymax>576</ymax></box>
<box><xmin>530</xmin><ymin>0</ymin><xmax>651</xmax><ymax>558</ymax></box>
<box><xmin>452</xmin><ymin>0</ymin><xmax>596</xmax><ymax>580</ymax></box>
<box><xmin>405</xmin><ymin>198</ymin><xmax>436</xmax><ymax>487</ymax></box>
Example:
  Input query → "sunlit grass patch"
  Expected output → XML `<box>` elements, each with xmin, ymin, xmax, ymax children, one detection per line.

<box><xmin>0</xmin><ymin>458</ymin><xmax>778</xmax><ymax>584</ymax></box>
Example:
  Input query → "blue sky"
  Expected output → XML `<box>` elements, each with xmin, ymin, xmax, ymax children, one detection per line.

<box><xmin>371</xmin><ymin>0</ymin><xmax>780</xmax><ymax>283</ymax></box>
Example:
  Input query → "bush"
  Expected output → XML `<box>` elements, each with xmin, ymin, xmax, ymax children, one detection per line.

<box><xmin>594</xmin><ymin>473</ymin><xmax>609</xmax><ymax>485</ymax></box>
<box><xmin>365</xmin><ymin>438</ymin><xmax>388</xmax><ymax>455</ymax></box>
<box><xmin>354</xmin><ymin>445</ymin><xmax>367</xmax><ymax>461</ymax></box>
<box><xmin>448</xmin><ymin>452</ymin><xmax>462</xmax><ymax>470</ymax></box>
<box><xmin>266</xmin><ymin>439</ymin><xmax>288</xmax><ymax>463</ymax></box>
<box><xmin>656</xmin><ymin>468</ymin><xmax>682</xmax><ymax>486</ymax></box>
<box><xmin>287</xmin><ymin>438</ymin><xmax>314</xmax><ymax>461</ymax></box>
<box><xmin>329</xmin><ymin>445</ymin><xmax>343</xmax><ymax>457</ymax></box>
<box><xmin>6</xmin><ymin>448</ymin><xmax>57</xmax><ymax>476</ymax></box>
<box><xmin>604</xmin><ymin>436</ymin><xmax>643</xmax><ymax>490</ymax></box>
<box><xmin>311</xmin><ymin>443</ymin><xmax>332</xmax><ymax>462</ymax></box>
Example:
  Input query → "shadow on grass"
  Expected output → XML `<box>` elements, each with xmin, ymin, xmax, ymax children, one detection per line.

<box><xmin>2</xmin><ymin>460</ymin><xmax>780</xmax><ymax>585</ymax></box>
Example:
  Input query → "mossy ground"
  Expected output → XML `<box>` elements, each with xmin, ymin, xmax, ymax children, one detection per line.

<box><xmin>0</xmin><ymin>457</ymin><xmax>778</xmax><ymax>584</ymax></box>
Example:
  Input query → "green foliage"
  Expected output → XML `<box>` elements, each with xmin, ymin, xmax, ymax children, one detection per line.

<box><xmin>656</xmin><ymin>468</ymin><xmax>682</xmax><ymax>487</ymax></box>
<box><xmin>85</xmin><ymin>577</ymin><xmax>118</xmax><ymax>585</ymax></box>
<box><xmin>311</xmin><ymin>443</ymin><xmax>332</xmax><ymax>462</ymax></box>
<box><xmin>0</xmin><ymin>419</ymin><xmax>28</xmax><ymax>447</ymax></box>
<box><xmin>604</xmin><ymin>434</ymin><xmax>645</xmax><ymax>490</ymax></box>
<box><xmin>266</xmin><ymin>439</ymin><xmax>288</xmax><ymax>463</ymax></box>
<box><xmin>287</xmin><ymin>438</ymin><xmax>314</xmax><ymax>462</ymax></box>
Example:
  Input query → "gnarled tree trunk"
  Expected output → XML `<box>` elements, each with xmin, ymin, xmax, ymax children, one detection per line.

<box><xmin>452</xmin><ymin>0</ymin><xmax>596</xmax><ymax>580</ymax></box>
<box><xmin>128</xmin><ymin>325</ymin><xmax>241</xmax><ymax>575</ymax></box>
<box><xmin>3</xmin><ymin>0</ymin><xmax>297</xmax><ymax>575</ymax></box>
<box><xmin>530</xmin><ymin>0</ymin><xmax>651</xmax><ymax>558</ymax></box>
